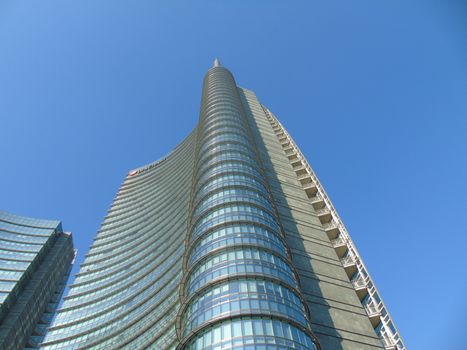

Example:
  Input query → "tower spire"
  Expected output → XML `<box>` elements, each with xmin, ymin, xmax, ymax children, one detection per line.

<box><xmin>213</xmin><ymin>58</ymin><xmax>221</xmax><ymax>67</ymax></box>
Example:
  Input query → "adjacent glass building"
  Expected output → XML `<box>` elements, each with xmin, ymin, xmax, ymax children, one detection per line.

<box><xmin>0</xmin><ymin>211</ymin><xmax>74</xmax><ymax>350</ymax></box>
<box><xmin>39</xmin><ymin>61</ymin><xmax>405</xmax><ymax>350</ymax></box>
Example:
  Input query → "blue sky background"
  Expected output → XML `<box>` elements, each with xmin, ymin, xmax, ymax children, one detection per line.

<box><xmin>1</xmin><ymin>1</ymin><xmax>466</xmax><ymax>348</ymax></box>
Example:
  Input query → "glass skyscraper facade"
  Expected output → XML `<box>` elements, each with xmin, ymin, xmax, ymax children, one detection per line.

<box><xmin>0</xmin><ymin>211</ymin><xmax>74</xmax><ymax>350</ymax></box>
<box><xmin>39</xmin><ymin>61</ymin><xmax>405</xmax><ymax>350</ymax></box>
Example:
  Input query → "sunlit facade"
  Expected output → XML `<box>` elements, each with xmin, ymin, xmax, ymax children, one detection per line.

<box><xmin>40</xmin><ymin>61</ymin><xmax>404</xmax><ymax>350</ymax></box>
<box><xmin>0</xmin><ymin>211</ymin><xmax>74</xmax><ymax>350</ymax></box>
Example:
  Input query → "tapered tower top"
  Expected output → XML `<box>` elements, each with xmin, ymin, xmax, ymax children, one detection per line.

<box><xmin>213</xmin><ymin>58</ymin><xmax>221</xmax><ymax>67</ymax></box>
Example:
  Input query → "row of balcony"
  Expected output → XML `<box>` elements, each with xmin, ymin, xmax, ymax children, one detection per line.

<box><xmin>268</xmin><ymin>114</ymin><xmax>404</xmax><ymax>350</ymax></box>
<box><xmin>271</xmin><ymin>118</ymin><xmax>369</xmax><ymax>291</ymax></box>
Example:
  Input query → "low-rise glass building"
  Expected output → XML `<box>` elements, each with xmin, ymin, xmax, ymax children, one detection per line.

<box><xmin>0</xmin><ymin>211</ymin><xmax>74</xmax><ymax>350</ymax></box>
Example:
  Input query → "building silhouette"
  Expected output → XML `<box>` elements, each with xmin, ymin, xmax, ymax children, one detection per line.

<box><xmin>0</xmin><ymin>211</ymin><xmax>74</xmax><ymax>350</ymax></box>
<box><xmin>40</xmin><ymin>61</ymin><xmax>404</xmax><ymax>350</ymax></box>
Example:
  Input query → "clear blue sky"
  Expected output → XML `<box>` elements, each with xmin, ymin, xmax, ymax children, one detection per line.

<box><xmin>1</xmin><ymin>1</ymin><xmax>466</xmax><ymax>349</ymax></box>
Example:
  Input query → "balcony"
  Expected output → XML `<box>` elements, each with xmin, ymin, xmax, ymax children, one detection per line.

<box><xmin>311</xmin><ymin>195</ymin><xmax>325</xmax><ymax>209</ymax></box>
<box><xmin>330</xmin><ymin>235</ymin><xmax>347</xmax><ymax>256</ymax></box>
<box><xmin>352</xmin><ymin>277</ymin><xmax>368</xmax><ymax>299</ymax></box>
<box><xmin>323</xmin><ymin>221</ymin><xmax>340</xmax><ymax>240</ymax></box>
<box><xmin>384</xmin><ymin>345</ymin><xmax>398</xmax><ymax>350</ymax></box>
<box><xmin>331</xmin><ymin>236</ymin><xmax>345</xmax><ymax>246</ymax></box>
<box><xmin>281</xmin><ymin>140</ymin><xmax>290</xmax><ymax>148</ymax></box>
<box><xmin>316</xmin><ymin>208</ymin><xmax>332</xmax><ymax>223</ymax></box>
<box><xmin>291</xmin><ymin>158</ymin><xmax>302</xmax><ymax>168</ymax></box>
<box><xmin>294</xmin><ymin>166</ymin><xmax>308</xmax><ymax>177</ymax></box>
<box><xmin>340</xmin><ymin>255</ymin><xmax>353</xmax><ymax>266</ymax></box>
<box><xmin>288</xmin><ymin>153</ymin><xmax>299</xmax><ymax>162</ymax></box>
<box><xmin>364</xmin><ymin>303</ymin><xmax>382</xmax><ymax>328</ymax></box>
<box><xmin>340</xmin><ymin>255</ymin><xmax>357</xmax><ymax>277</ymax></box>
<box><xmin>297</xmin><ymin>173</ymin><xmax>312</xmax><ymax>185</ymax></box>
<box><xmin>379</xmin><ymin>333</ymin><xmax>398</xmax><ymax>350</ymax></box>
<box><xmin>352</xmin><ymin>277</ymin><xmax>366</xmax><ymax>288</ymax></box>
<box><xmin>303</xmin><ymin>182</ymin><xmax>318</xmax><ymax>198</ymax></box>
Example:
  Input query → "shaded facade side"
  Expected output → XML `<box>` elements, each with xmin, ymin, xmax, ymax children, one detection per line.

<box><xmin>39</xmin><ymin>130</ymin><xmax>197</xmax><ymax>350</ymax></box>
<box><xmin>260</xmin><ymin>107</ymin><xmax>405</xmax><ymax>350</ymax></box>
<box><xmin>238</xmin><ymin>87</ymin><xmax>405</xmax><ymax>350</ymax></box>
<box><xmin>0</xmin><ymin>211</ymin><xmax>74</xmax><ymax>350</ymax></box>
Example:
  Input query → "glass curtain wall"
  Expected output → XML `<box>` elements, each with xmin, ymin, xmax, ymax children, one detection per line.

<box><xmin>176</xmin><ymin>65</ymin><xmax>319</xmax><ymax>350</ymax></box>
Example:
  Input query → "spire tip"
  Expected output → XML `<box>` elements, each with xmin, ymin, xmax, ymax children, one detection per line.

<box><xmin>213</xmin><ymin>58</ymin><xmax>221</xmax><ymax>67</ymax></box>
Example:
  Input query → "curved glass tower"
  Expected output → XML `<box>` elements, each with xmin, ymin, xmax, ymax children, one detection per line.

<box><xmin>40</xmin><ymin>61</ymin><xmax>404</xmax><ymax>350</ymax></box>
<box><xmin>176</xmin><ymin>63</ymin><xmax>318</xmax><ymax>350</ymax></box>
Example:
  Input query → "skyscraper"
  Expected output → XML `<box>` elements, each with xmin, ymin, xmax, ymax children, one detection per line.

<box><xmin>0</xmin><ymin>211</ymin><xmax>74</xmax><ymax>350</ymax></box>
<box><xmin>40</xmin><ymin>60</ymin><xmax>405</xmax><ymax>350</ymax></box>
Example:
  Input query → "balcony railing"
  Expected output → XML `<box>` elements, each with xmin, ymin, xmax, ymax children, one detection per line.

<box><xmin>351</xmin><ymin>277</ymin><xmax>366</xmax><ymax>289</ymax></box>
<box><xmin>364</xmin><ymin>303</ymin><xmax>379</xmax><ymax>316</ymax></box>
<box><xmin>295</xmin><ymin>167</ymin><xmax>308</xmax><ymax>177</ymax></box>
<box><xmin>340</xmin><ymin>255</ymin><xmax>354</xmax><ymax>266</ymax></box>
<box><xmin>379</xmin><ymin>334</ymin><xmax>398</xmax><ymax>349</ymax></box>
<box><xmin>310</xmin><ymin>195</ymin><xmax>325</xmax><ymax>207</ymax></box>
<box><xmin>297</xmin><ymin>173</ymin><xmax>310</xmax><ymax>181</ymax></box>
<box><xmin>323</xmin><ymin>222</ymin><xmax>338</xmax><ymax>231</ymax></box>
<box><xmin>303</xmin><ymin>182</ymin><xmax>316</xmax><ymax>189</ymax></box>
<box><xmin>291</xmin><ymin>159</ymin><xmax>303</xmax><ymax>167</ymax></box>
<box><xmin>316</xmin><ymin>208</ymin><xmax>331</xmax><ymax>216</ymax></box>
<box><xmin>331</xmin><ymin>236</ymin><xmax>345</xmax><ymax>247</ymax></box>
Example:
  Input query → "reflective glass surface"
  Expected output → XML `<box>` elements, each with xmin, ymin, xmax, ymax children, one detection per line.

<box><xmin>179</xmin><ymin>66</ymin><xmax>317</xmax><ymax>349</ymax></box>
<box><xmin>187</xmin><ymin>247</ymin><xmax>297</xmax><ymax>294</ymax></box>
<box><xmin>40</xmin><ymin>131</ymin><xmax>198</xmax><ymax>349</ymax></box>
<box><xmin>189</xmin><ymin>223</ymin><xmax>286</xmax><ymax>265</ymax></box>
<box><xmin>0</xmin><ymin>211</ymin><xmax>73</xmax><ymax>350</ymax></box>
<box><xmin>185</xmin><ymin>317</ymin><xmax>316</xmax><ymax>350</ymax></box>
<box><xmin>183</xmin><ymin>279</ymin><xmax>308</xmax><ymax>335</ymax></box>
